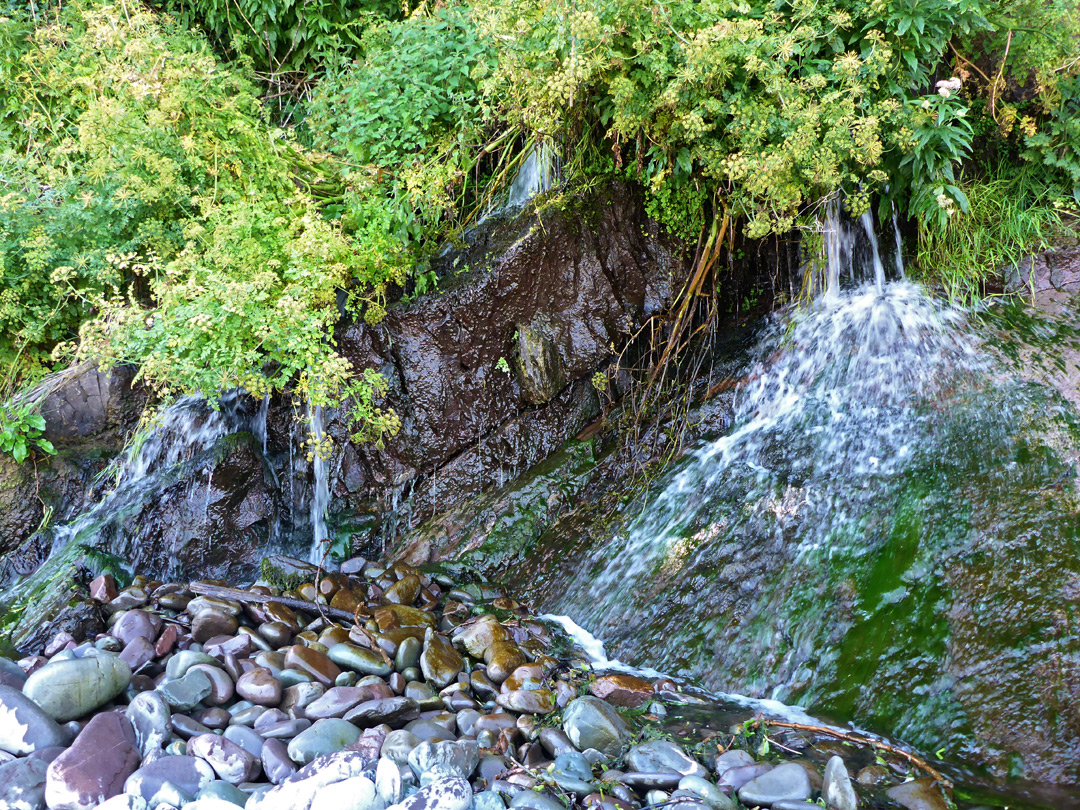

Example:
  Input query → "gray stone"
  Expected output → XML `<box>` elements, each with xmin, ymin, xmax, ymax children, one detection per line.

<box><xmin>22</xmin><ymin>654</ymin><xmax>131</xmax><ymax>721</ymax></box>
<box><xmin>407</xmin><ymin>739</ymin><xmax>481</xmax><ymax>779</ymax></box>
<box><xmin>561</xmin><ymin>697</ymin><xmax>629</xmax><ymax>758</ymax></box>
<box><xmin>397</xmin><ymin>776</ymin><xmax>472</xmax><ymax>810</ymax></box>
<box><xmin>474</xmin><ymin>792</ymin><xmax>505</xmax><ymax>810</ymax></box>
<box><xmin>550</xmin><ymin>751</ymin><xmax>592</xmax><ymax>794</ymax></box>
<box><xmin>196</xmin><ymin>780</ymin><xmax>250</xmax><ymax>807</ymax></box>
<box><xmin>626</xmin><ymin>741</ymin><xmax>706</xmax><ymax>778</ymax></box>
<box><xmin>310</xmin><ymin>775</ymin><xmax>382</xmax><ymax>810</ymax></box>
<box><xmin>0</xmin><ymin>756</ymin><xmax>49</xmax><ymax>810</ymax></box>
<box><xmin>677</xmin><ymin>775</ymin><xmax>737</xmax><ymax>810</ymax></box>
<box><xmin>376</xmin><ymin>756</ymin><xmax>403</xmax><ymax>805</ymax></box>
<box><xmin>381</xmin><ymin>730</ymin><xmax>422</xmax><ymax>768</ymax></box>
<box><xmin>508</xmin><ymin>790</ymin><xmax>566</xmax><ymax>810</ymax></box>
<box><xmin>164</xmin><ymin>652</ymin><xmax>220</xmax><ymax>681</ymax></box>
<box><xmin>248</xmin><ymin>750</ymin><xmax>372</xmax><ymax>810</ymax></box>
<box><xmin>127</xmin><ymin>691</ymin><xmax>173</xmax><ymax>756</ymax></box>
<box><xmin>822</xmin><ymin>756</ymin><xmax>857</xmax><ymax>810</ymax></box>
<box><xmin>222</xmin><ymin>725</ymin><xmax>264</xmax><ymax>759</ymax></box>
<box><xmin>123</xmin><ymin>755</ymin><xmax>216</xmax><ymax>807</ymax></box>
<box><xmin>713</xmin><ymin>750</ymin><xmax>754</xmax><ymax>778</ymax></box>
<box><xmin>45</xmin><ymin>711</ymin><xmax>141</xmax><ymax>810</ymax></box>
<box><xmin>0</xmin><ymin>656</ymin><xmax>28</xmax><ymax>688</ymax></box>
<box><xmin>287</xmin><ymin>718</ymin><xmax>362</xmax><ymax>765</ymax></box>
<box><xmin>737</xmin><ymin>763</ymin><xmax>812</xmax><ymax>807</ymax></box>
<box><xmin>188</xmin><ymin>733</ymin><xmax>261</xmax><ymax>785</ymax></box>
<box><xmin>96</xmin><ymin>796</ymin><xmax>148</xmax><ymax>810</ymax></box>
<box><xmin>158</xmin><ymin>669</ymin><xmax>214</xmax><ymax>712</ymax></box>
<box><xmin>0</xmin><ymin>684</ymin><xmax>69</xmax><ymax>754</ymax></box>
<box><xmin>328</xmin><ymin>644</ymin><xmax>393</xmax><ymax>677</ymax></box>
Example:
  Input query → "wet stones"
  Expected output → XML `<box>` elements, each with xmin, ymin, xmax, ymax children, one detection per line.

<box><xmin>343</xmin><ymin>697</ymin><xmax>421</xmax><ymax>728</ymax></box>
<box><xmin>236</xmin><ymin>668</ymin><xmax>283</xmax><ymax>706</ymax></box>
<box><xmin>589</xmin><ymin>674</ymin><xmax>655</xmax><ymax>708</ymax></box>
<box><xmin>328</xmin><ymin>643</ymin><xmax>393</xmax><ymax>677</ymax></box>
<box><xmin>286</xmin><ymin>718</ymin><xmax>363</xmax><ymax>765</ymax></box>
<box><xmin>625</xmin><ymin>741</ymin><xmax>707</xmax><ymax>778</ymax></box>
<box><xmin>0</xmin><ymin>684</ymin><xmax>69</xmax><ymax>754</ymax></box>
<box><xmin>187</xmin><ymin>733</ymin><xmax>261</xmax><ymax>785</ymax></box>
<box><xmin>45</xmin><ymin>712</ymin><xmax>141</xmax><ymax>810</ymax></box>
<box><xmin>123</xmin><ymin>755</ymin><xmax>216</xmax><ymax>807</ymax></box>
<box><xmin>737</xmin><ymin>762</ymin><xmax>812</xmax><ymax>807</ymax></box>
<box><xmin>562</xmin><ymin>697</ymin><xmax>630</xmax><ymax>758</ymax></box>
<box><xmin>283</xmin><ymin>646</ymin><xmax>341</xmax><ymax>687</ymax></box>
<box><xmin>420</xmin><ymin>631</ymin><xmax>463</xmax><ymax>690</ymax></box>
<box><xmin>397</xmin><ymin>775</ymin><xmax>473</xmax><ymax>810</ymax></box>
<box><xmin>0</xmin><ymin>756</ymin><xmax>49</xmax><ymax>810</ymax></box>
<box><xmin>23</xmin><ymin>654</ymin><xmax>132</xmax><ymax>722</ymax></box>
<box><xmin>886</xmin><ymin>778</ymin><xmax>951</xmax><ymax>810</ymax></box>
<box><xmin>822</xmin><ymin>755</ymin><xmax>858</xmax><ymax>810</ymax></box>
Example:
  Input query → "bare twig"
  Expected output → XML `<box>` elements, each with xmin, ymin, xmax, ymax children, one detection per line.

<box><xmin>188</xmin><ymin>581</ymin><xmax>357</xmax><ymax>623</ymax></box>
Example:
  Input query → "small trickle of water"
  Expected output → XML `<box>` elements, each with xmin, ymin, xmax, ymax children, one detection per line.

<box><xmin>45</xmin><ymin>393</ymin><xmax>249</xmax><ymax>560</ymax></box>
<box><xmin>891</xmin><ymin>203</ymin><xmax>906</xmax><ymax>279</ymax></box>
<box><xmin>505</xmin><ymin>142</ymin><xmax>557</xmax><ymax>210</ymax></box>
<box><xmin>306</xmin><ymin>403</ymin><xmax>331</xmax><ymax>564</ymax></box>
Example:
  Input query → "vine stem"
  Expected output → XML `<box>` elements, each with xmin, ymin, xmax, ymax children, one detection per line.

<box><xmin>743</xmin><ymin>718</ymin><xmax>953</xmax><ymax>787</ymax></box>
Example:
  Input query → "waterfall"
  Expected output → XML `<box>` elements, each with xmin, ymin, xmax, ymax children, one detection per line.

<box><xmin>860</xmin><ymin>210</ymin><xmax>886</xmax><ymax>293</ymax></box>
<box><xmin>543</xmin><ymin>208</ymin><xmax>982</xmax><ymax>661</ymax></box>
<box><xmin>43</xmin><ymin>393</ymin><xmax>250</xmax><ymax>561</ymax></box>
<box><xmin>306</xmin><ymin>403</ymin><xmax>331</xmax><ymax>564</ymax></box>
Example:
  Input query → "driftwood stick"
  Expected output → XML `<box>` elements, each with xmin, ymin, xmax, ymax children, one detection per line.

<box><xmin>188</xmin><ymin>582</ymin><xmax>357</xmax><ymax>623</ymax></box>
<box><xmin>747</xmin><ymin>718</ymin><xmax>952</xmax><ymax>787</ymax></box>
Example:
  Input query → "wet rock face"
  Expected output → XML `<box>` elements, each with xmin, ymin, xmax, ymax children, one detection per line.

<box><xmin>333</xmin><ymin>182</ymin><xmax>684</xmax><ymax>527</ymax></box>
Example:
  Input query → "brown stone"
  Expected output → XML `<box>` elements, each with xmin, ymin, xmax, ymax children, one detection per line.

<box><xmin>235</xmin><ymin>667</ymin><xmax>283</xmax><ymax>707</ymax></box>
<box><xmin>384</xmin><ymin>575</ymin><xmax>421</xmax><ymax>606</ymax></box>
<box><xmin>88</xmin><ymin>574</ymin><xmax>118</xmax><ymax>604</ymax></box>
<box><xmin>283</xmin><ymin>645</ymin><xmax>341</xmax><ymax>686</ymax></box>
<box><xmin>589</xmin><ymin>674</ymin><xmax>654</xmax><ymax>708</ymax></box>
<box><xmin>44</xmin><ymin>711</ymin><xmax>140</xmax><ymax>810</ymax></box>
<box><xmin>154</xmin><ymin>625</ymin><xmax>180</xmax><ymax>657</ymax></box>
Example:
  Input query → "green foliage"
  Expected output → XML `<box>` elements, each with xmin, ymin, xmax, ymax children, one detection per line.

<box><xmin>0</xmin><ymin>400</ymin><xmax>55</xmax><ymax>462</ymax></box>
<box><xmin>167</xmin><ymin>0</ymin><xmax>400</xmax><ymax>77</ymax></box>
<box><xmin>916</xmin><ymin>163</ymin><xmax>1073</xmax><ymax>303</ymax></box>
<box><xmin>0</xmin><ymin>1</ymin><xmax>400</xmax><ymax>445</ymax></box>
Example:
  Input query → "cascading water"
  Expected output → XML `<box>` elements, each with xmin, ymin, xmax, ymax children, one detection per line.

<box><xmin>508</xmin><ymin>205</ymin><xmax>1080</xmax><ymax>776</ymax></box>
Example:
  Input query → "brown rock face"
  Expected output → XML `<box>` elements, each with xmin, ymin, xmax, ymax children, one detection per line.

<box><xmin>45</xmin><ymin>711</ymin><xmax>140</xmax><ymax>810</ymax></box>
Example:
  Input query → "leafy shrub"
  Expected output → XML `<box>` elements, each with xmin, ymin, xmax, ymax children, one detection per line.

<box><xmin>0</xmin><ymin>1</ymin><xmax>401</xmax><ymax>445</ymax></box>
<box><xmin>166</xmin><ymin>0</ymin><xmax>400</xmax><ymax>77</ymax></box>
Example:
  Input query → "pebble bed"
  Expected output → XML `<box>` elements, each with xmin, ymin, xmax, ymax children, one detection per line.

<box><xmin>0</xmin><ymin>555</ymin><xmax>952</xmax><ymax>810</ymax></box>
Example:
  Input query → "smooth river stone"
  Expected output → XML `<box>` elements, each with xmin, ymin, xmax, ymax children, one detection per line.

<box><xmin>286</xmin><ymin>718</ymin><xmax>362</xmax><ymax>765</ymax></box>
<box><xmin>737</xmin><ymin>763</ymin><xmax>811</xmax><ymax>807</ymax></box>
<box><xmin>420</xmin><ymin>631</ymin><xmax>463</xmax><ymax>690</ymax></box>
<box><xmin>407</xmin><ymin>740</ymin><xmax>481</xmax><ymax>780</ymax></box>
<box><xmin>311</xmin><ymin>775</ymin><xmax>381</xmax><ymax>810</ymax></box>
<box><xmin>304</xmin><ymin>685</ymin><xmax>390</xmax><ymax>720</ymax></box>
<box><xmin>373</xmin><ymin>605</ymin><xmax>436</xmax><ymax>631</ymax></box>
<box><xmin>885</xmin><ymin>778</ymin><xmax>951</xmax><ymax>810</ymax></box>
<box><xmin>283</xmin><ymin>646</ymin><xmax>341</xmax><ymax>687</ymax></box>
<box><xmin>589</xmin><ymin>675</ymin><xmax>654</xmax><ymax>708</ymax></box>
<box><xmin>451</xmin><ymin>616</ymin><xmax>508</xmax><ymax>659</ymax></box>
<box><xmin>625</xmin><ymin>741</ymin><xmax>707</xmax><ymax>777</ymax></box>
<box><xmin>192</xmin><ymin>610</ymin><xmax>240</xmax><ymax>645</ymax></box>
<box><xmin>165</xmin><ymin>651</ymin><xmax>220</xmax><ymax>680</ymax></box>
<box><xmin>23</xmin><ymin>654</ymin><xmax>131</xmax><ymax>722</ymax></box>
<box><xmin>483</xmin><ymin>642</ymin><xmax>526</xmax><ymax>685</ymax></box>
<box><xmin>259</xmin><ymin>623</ymin><xmax>293</xmax><ymax>648</ymax></box>
<box><xmin>158</xmin><ymin>668</ymin><xmax>213</xmax><ymax>712</ymax></box>
<box><xmin>0</xmin><ymin>756</ymin><xmax>49</xmax><ymax>810</ymax></box>
<box><xmin>0</xmin><ymin>656</ymin><xmax>27</xmax><ymax>688</ymax></box>
<box><xmin>328</xmin><ymin>643</ymin><xmax>393</xmax><ymax>677</ymax></box>
<box><xmin>561</xmin><ymin>697</ymin><xmax>629</xmax><ymax>758</ymax></box>
<box><xmin>45</xmin><ymin>712</ymin><xmax>141</xmax><ymax>810</ymax></box>
<box><xmin>119</xmin><ymin>638</ymin><xmax>156</xmax><ymax>672</ymax></box>
<box><xmin>126</xmin><ymin>690</ymin><xmax>172</xmax><ymax>755</ymax></box>
<box><xmin>396</xmin><ymin>775</ymin><xmax>472</xmax><ymax>810</ymax></box>
<box><xmin>189</xmin><ymin>664</ymin><xmax>235</xmax><ymax>705</ymax></box>
<box><xmin>0</xmin><ymin>684</ymin><xmax>69</xmax><ymax>755</ymax></box>
<box><xmin>188</xmin><ymin>733</ymin><xmax>261</xmax><ymax>785</ymax></box>
<box><xmin>384</xmin><ymin>575</ymin><xmax>421</xmax><ymax>606</ymax></box>
<box><xmin>111</xmin><ymin>611</ymin><xmax>161</xmax><ymax>646</ymax></box>
<box><xmin>260</xmin><ymin>739</ymin><xmax>297</xmax><ymax>785</ymax></box>
<box><xmin>822</xmin><ymin>756</ymin><xmax>858</xmax><ymax>810</ymax></box>
<box><xmin>495</xmin><ymin>690</ymin><xmax>554</xmax><ymax>715</ymax></box>
<box><xmin>236</xmin><ymin>668</ymin><xmax>282</xmax><ymax>706</ymax></box>
<box><xmin>344</xmin><ymin>697</ymin><xmax>421</xmax><ymax>729</ymax></box>
<box><xmin>248</xmin><ymin>750</ymin><xmax>370</xmax><ymax>810</ymax></box>
<box><xmin>124</xmin><ymin>755</ymin><xmax>215</xmax><ymax>806</ymax></box>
